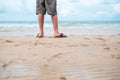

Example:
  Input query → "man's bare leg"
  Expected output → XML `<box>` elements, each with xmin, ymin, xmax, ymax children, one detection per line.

<box><xmin>51</xmin><ymin>14</ymin><xmax>60</xmax><ymax>36</ymax></box>
<box><xmin>38</xmin><ymin>13</ymin><xmax>44</xmax><ymax>37</ymax></box>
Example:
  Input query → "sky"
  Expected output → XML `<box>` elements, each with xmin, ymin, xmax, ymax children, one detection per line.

<box><xmin>0</xmin><ymin>0</ymin><xmax>120</xmax><ymax>21</ymax></box>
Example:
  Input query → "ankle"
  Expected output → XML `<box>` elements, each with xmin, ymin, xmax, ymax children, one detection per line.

<box><xmin>39</xmin><ymin>32</ymin><xmax>44</xmax><ymax>36</ymax></box>
<box><xmin>54</xmin><ymin>32</ymin><xmax>60</xmax><ymax>36</ymax></box>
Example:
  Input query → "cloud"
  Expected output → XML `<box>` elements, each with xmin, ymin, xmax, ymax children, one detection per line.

<box><xmin>57</xmin><ymin>0</ymin><xmax>78</xmax><ymax>16</ymax></box>
<box><xmin>112</xmin><ymin>4</ymin><xmax>120</xmax><ymax>13</ymax></box>
<box><xmin>57</xmin><ymin>0</ymin><xmax>120</xmax><ymax>20</ymax></box>
<box><xmin>0</xmin><ymin>0</ymin><xmax>23</xmax><ymax>13</ymax></box>
<box><xmin>0</xmin><ymin>0</ymin><xmax>35</xmax><ymax>13</ymax></box>
<box><xmin>79</xmin><ymin>0</ymin><xmax>102</xmax><ymax>6</ymax></box>
<box><xmin>24</xmin><ymin>0</ymin><xmax>36</xmax><ymax>13</ymax></box>
<box><xmin>0</xmin><ymin>0</ymin><xmax>120</xmax><ymax>21</ymax></box>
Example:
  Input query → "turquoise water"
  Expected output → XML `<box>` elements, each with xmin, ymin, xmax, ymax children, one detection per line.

<box><xmin>0</xmin><ymin>21</ymin><xmax>120</xmax><ymax>35</ymax></box>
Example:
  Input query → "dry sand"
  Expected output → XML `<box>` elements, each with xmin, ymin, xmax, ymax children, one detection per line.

<box><xmin>0</xmin><ymin>34</ymin><xmax>120</xmax><ymax>80</ymax></box>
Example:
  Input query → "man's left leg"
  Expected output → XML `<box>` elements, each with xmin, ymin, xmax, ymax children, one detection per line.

<box><xmin>51</xmin><ymin>14</ymin><xmax>60</xmax><ymax>36</ymax></box>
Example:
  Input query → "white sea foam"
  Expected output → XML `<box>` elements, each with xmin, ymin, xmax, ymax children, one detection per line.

<box><xmin>0</xmin><ymin>21</ymin><xmax>120</xmax><ymax>35</ymax></box>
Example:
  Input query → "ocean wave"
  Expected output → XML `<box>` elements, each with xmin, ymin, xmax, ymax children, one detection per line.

<box><xmin>0</xmin><ymin>21</ymin><xmax>120</xmax><ymax>35</ymax></box>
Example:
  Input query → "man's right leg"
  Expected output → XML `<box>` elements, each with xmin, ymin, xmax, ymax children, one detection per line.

<box><xmin>38</xmin><ymin>13</ymin><xmax>44</xmax><ymax>37</ymax></box>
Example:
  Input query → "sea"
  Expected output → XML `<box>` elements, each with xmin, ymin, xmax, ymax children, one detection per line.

<box><xmin>0</xmin><ymin>21</ymin><xmax>120</xmax><ymax>36</ymax></box>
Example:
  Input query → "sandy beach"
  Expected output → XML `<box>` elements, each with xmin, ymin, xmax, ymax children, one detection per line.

<box><xmin>0</xmin><ymin>34</ymin><xmax>120</xmax><ymax>80</ymax></box>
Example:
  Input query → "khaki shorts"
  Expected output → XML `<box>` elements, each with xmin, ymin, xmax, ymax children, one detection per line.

<box><xmin>36</xmin><ymin>0</ymin><xmax>57</xmax><ymax>15</ymax></box>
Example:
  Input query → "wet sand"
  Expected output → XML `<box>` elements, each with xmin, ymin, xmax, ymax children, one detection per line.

<box><xmin>0</xmin><ymin>34</ymin><xmax>120</xmax><ymax>80</ymax></box>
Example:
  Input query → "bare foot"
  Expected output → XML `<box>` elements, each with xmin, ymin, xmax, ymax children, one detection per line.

<box><xmin>36</xmin><ymin>33</ymin><xmax>43</xmax><ymax>38</ymax></box>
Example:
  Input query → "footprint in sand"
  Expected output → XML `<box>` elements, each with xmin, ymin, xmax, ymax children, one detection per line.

<box><xmin>100</xmin><ymin>43</ymin><xmax>106</xmax><ymax>46</ymax></box>
<box><xmin>2</xmin><ymin>61</ymin><xmax>14</xmax><ymax>68</ymax></box>
<box><xmin>34</xmin><ymin>43</ymin><xmax>38</xmax><ymax>45</ymax></box>
<box><xmin>111</xmin><ymin>54</ymin><xmax>120</xmax><ymax>60</ymax></box>
<box><xmin>33</xmin><ymin>42</ymin><xmax>42</xmax><ymax>45</ymax></box>
<box><xmin>2</xmin><ymin>63</ymin><xmax>8</xmax><ymax>68</ymax></box>
<box><xmin>117</xmin><ymin>42</ymin><xmax>120</xmax><ymax>44</ymax></box>
<box><xmin>14</xmin><ymin>44</ymin><xmax>20</xmax><ymax>47</ymax></box>
<box><xmin>47</xmin><ymin>53</ymin><xmax>63</xmax><ymax>62</ymax></box>
<box><xmin>104</xmin><ymin>47</ymin><xmax>110</xmax><ymax>50</ymax></box>
<box><xmin>5</xmin><ymin>40</ymin><xmax>13</xmax><ymax>43</ymax></box>
<box><xmin>67</xmin><ymin>44</ymin><xmax>79</xmax><ymax>47</ymax></box>
<box><xmin>115</xmin><ymin>47</ymin><xmax>117</xmax><ymax>50</ymax></box>
<box><xmin>59</xmin><ymin>76</ymin><xmax>67</xmax><ymax>80</ymax></box>
<box><xmin>80</xmin><ymin>44</ymin><xmax>89</xmax><ymax>47</ymax></box>
<box><xmin>84</xmin><ymin>37</ymin><xmax>89</xmax><ymax>40</ymax></box>
<box><xmin>96</xmin><ymin>37</ymin><xmax>106</xmax><ymax>42</ymax></box>
<box><xmin>104</xmin><ymin>47</ymin><xmax>110</xmax><ymax>52</ymax></box>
